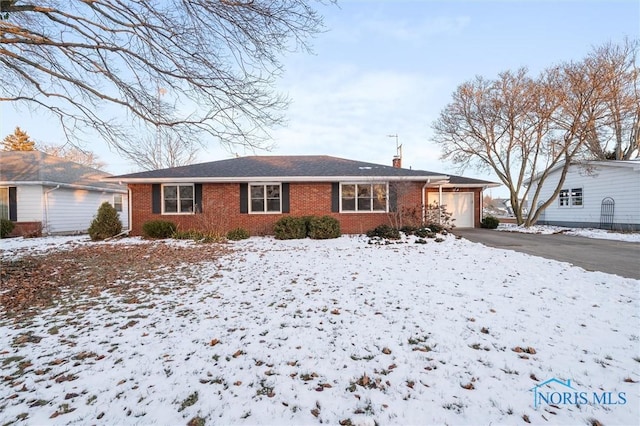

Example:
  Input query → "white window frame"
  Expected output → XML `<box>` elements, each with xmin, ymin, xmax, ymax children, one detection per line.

<box><xmin>113</xmin><ymin>194</ymin><xmax>123</xmax><ymax>213</ymax></box>
<box><xmin>558</xmin><ymin>187</ymin><xmax>583</xmax><ymax>208</ymax></box>
<box><xmin>340</xmin><ymin>182</ymin><xmax>388</xmax><ymax>213</ymax></box>
<box><xmin>570</xmin><ymin>187</ymin><xmax>583</xmax><ymax>207</ymax></box>
<box><xmin>249</xmin><ymin>183</ymin><xmax>282</xmax><ymax>214</ymax></box>
<box><xmin>162</xmin><ymin>184</ymin><xmax>195</xmax><ymax>215</ymax></box>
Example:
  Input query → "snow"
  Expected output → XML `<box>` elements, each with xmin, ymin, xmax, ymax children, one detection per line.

<box><xmin>1</xmin><ymin>234</ymin><xmax>639</xmax><ymax>425</ymax></box>
<box><xmin>497</xmin><ymin>223</ymin><xmax>640</xmax><ymax>243</ymax></box>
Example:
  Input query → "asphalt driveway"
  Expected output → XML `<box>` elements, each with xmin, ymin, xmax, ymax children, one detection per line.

<box><xmin>452</xmin><ymin>228</ymin><xmax>640</xmax><ymax>280</ymax></box>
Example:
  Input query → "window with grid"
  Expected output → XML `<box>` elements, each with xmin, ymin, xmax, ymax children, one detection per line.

<box><xmin>341</xmin><ymin>183</ymin><xmax>387</xmax><ymax>212</ymax></box>
<box><xmin>250</xmin><ymin>184</ymin><xmax>281</xmax><ymax>213</ymax></box>
<box><xmin>162</xmin><ymin>184</ymin><xmax>194</xmax><ymax>214</ymax></box>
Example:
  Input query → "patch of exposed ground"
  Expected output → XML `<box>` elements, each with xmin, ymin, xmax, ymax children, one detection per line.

<box><xmin>0</xmin><ymin>241</ymin><xmax>231</xmax><ymax>319</ymax></box>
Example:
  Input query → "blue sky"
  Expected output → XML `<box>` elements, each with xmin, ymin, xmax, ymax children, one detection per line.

<box><xmin>2</xmin><ymin>0</ymin><xmax>638</xmax><ymax>196</ymax></box>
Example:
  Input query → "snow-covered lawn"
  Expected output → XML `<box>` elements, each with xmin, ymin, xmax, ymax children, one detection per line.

<box><xmin>1</xmin><ymin>234</ymin><xmax>638</xmax><ymax>425</ymax></box>
<box><xmin>497</xmin><ymin>223</ymin><xmax>640</xmax><ymax>243</ymax></box>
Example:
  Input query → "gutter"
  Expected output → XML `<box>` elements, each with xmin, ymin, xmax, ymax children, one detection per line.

<box><xmin>102</xmin><ymin>175</ymin><xmax>451</xmax><ymax>184</ymax></box>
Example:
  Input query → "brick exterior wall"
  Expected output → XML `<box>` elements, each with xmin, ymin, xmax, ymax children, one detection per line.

<box><xmin>7</xmin><ymin>221</ymin><xmax>43</xmax><ymax>238</ymax></box>
<box><xmin>128</xmin><ymin>182</ymin><xmax>482</xmax><ymax>236</ymax></box>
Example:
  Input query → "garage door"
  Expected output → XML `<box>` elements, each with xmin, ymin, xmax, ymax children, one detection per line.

<box><xmin>428</xmin><ymin>192</ymin><xmax>474</xmax><ymax>228</ymax></box>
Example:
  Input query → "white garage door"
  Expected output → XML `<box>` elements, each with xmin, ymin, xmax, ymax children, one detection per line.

<box><xmin>428</xmin><ymin>192</ymin><xmax>475</xmax><ymax>228</ymax></box>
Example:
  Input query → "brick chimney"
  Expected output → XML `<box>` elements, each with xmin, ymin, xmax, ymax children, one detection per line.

<box><xmin>392</xmin><ymin>156</ymin><xmax>401</xmax><ymax>168</ymax></box>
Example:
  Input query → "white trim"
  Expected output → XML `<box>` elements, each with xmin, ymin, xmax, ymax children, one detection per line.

<box><xmin>103</xmin><ymin>175</ymin><xmax>451</xmax><ymax>184</ymax></box>
<box><xmin>339</xmin><ymin>182</ymin><xmax>389</xmax><ymax>213</ymax></box>
<box><xmin>248</xmin><ymin>182</ymin><xmax>282</xmax><ymax>214</ymax></box>
<box><xmin>161</xmin><ymin>183</ymin><xmax>195</xmax><ymax>215</ymax></box>
<box><xmin>0</xmin><ymin>180</ymin><xmax>126</xmax><ymax>193</ymax></box>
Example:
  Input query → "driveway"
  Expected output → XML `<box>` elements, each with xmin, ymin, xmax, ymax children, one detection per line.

<box><xmin>453</xmin><ymin>228</ymin><xmax>640</xmax><ymax>280</ymax></box>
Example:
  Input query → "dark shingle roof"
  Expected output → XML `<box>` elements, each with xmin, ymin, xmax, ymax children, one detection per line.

<box><xmin>110</xmin><ymin>155</ymin><xmax>497</xmax><ymax>186</ymax></box>
<box><xmin>0</xmin><ymin>150</ymin><xmax>125</xmax><ymax>191</ymax></box>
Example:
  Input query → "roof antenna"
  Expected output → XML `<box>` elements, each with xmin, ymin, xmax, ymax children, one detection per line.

<box><xmin>388</xmin><ymin>134</ymin><xmax>402</xmax><ymax>168</ymax></box>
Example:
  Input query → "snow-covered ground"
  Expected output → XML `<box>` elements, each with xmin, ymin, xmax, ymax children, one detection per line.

<box><xmin>1</xmin><ymin>234</ymin><xmax>638</xmax><ymax>425</ymax></box>
<box><xmin>497</xmin><ymin>223</ymin><xmax>640</xmax><ymax>243</ymax></box>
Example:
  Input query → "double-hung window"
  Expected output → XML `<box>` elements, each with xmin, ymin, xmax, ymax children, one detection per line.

<box><xmin>341</xmin><ymin>183</ymin><xmax>387</xmax><ymax>212</ymax></box>
<box><xmin>163</xmin><ymin>184</ymin><xmax>194</xmax><ymax>214</ymax></box>
<box><xmin>113</xmin><ymin>194</ymin><xmax>123</xmax><ymax>212</ymax></box>
<box><xmin>558</xmin><ymin>187</ymin><xmax>583</xmax><ymax>208</ymax></box>
<box><xmin>0</xmin><ymin>187</ymin><xmax>8</xmax><ymax>220</ymax></box>
<box><xmin>558</xmin><ymin>189</ymin><xmax>570</xmax><ymax>207</ymax></box>
<box><xmin>571</xmin><ymin>188</ymin><xmax>583</xmax><ymax>206</ymax></box>
<box><xmin>250</xmin><ymin>184</ymin><xmax>281</xmax><ymax>213</ymax></box>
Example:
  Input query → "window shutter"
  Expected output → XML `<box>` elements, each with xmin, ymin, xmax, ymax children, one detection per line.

<box><xmin>194</xmin><ymin>184</ymin><xmax>203</xmax><ymax>213</ymax></box>
<box><xmin>331</xmin><ymin>183</ymin><xmax>340</xmax><ymax>213</ymax></box>
<box><xmin>8</xmin><ymin>187</ymin><xmax>17</xmax><ymax>221</ymax></box>
<box><xmin>152</xmin><ymin>184</ymin><xmax>161</xmax><ymax>214</ymax></box>
<box><xmin>389</xmin><ymin>183</ymin><xmax>398</xmax><ymax>212</ymax></box>
<box><xmin>239</xmin><ymin>183</ymin><xmax>248</xmax><ymax>214</ymax></box>
<box><xmin>281</xmin><ymin>183</ymin><xmax>290</xmax><ymax>213</ymax></box>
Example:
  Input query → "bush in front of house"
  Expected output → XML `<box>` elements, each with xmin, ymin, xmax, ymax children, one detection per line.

<box><xmin>273</xmin><ymin>216</ymin><xmax>307</xmax><ymax>240</ymax></box>
<box><xmin>366</xmin><ymin>224</ymin><xmax>401</xmax><ymax>240</ymax></box>
<box><xmin>0</xmin><ymin>218</ymin><xmax>15</xmax><ymax>238</ymax></box>
<box><xmin>88</xmin><ymin>202</ymin><xmax>123</xmax><ymax>241</ymax></box>
<box><xmin>414</xmin><ymin>227</ymin><xmax>436</xmax><ymax>238</ymax></box>
<box><xmin>227</xmin><ymin>227</ymin><xmax>250</xmax><ymax>241</ymax></box>
<box><xmin>307</xmin><ymin>215</ymin><xmax>341</xmax><ymax>239</ymax></box>
<box><xmin>481</xmin><ymin>215</ymin><xmax>500</xmax><ymax>229</ymax></box>
<box><xmin>142</xmin><ymin>220</ymin><xmax>176</xmax><ymax>239</ymax></box>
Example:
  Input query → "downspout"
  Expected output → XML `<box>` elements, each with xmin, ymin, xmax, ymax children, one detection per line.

<box><xmin>438</xmin><ymin>184</ymin><xmax>443</xmax><ymax>224</ymax></box>
<box><xmin>44</xmin><ymin>185</ymin><xmax>60</xmax><ymax>235</ymax></box>
<box><xmin>421</xmin><ymin>179</ymin><xmax>431</xmax><ymax>223</ymax></box>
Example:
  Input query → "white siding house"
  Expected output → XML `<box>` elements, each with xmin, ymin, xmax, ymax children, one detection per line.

<box><xmin>0</xmin><ymin>151</ymin><xmax>129</xmax><ymax>236</ymax></box>
<box><xmin>525</xmin><ymin>160</ymin><xmax>640</xmax><ymax>231</ymax></box>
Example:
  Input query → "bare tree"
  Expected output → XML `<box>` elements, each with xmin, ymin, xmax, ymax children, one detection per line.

<box><xmin>433</xmin><ymin>58</ymin><xmax>608</xmax><ymax>226</ymax></box>
<box><xmin>121</xmin><ymin>128</ymin><xmax>200</xmax><ymax>171</ymax></box>
<box><xmin>40</xmin><ymin>143</ymin><xmax>106</xmax><ymax>169</ymax></box>
<box><xmin>581</xmin><ymin>38</ymin><xmax>639</xmax><ymax>160</ymax></box>
<box><xmin>0</xmin><ymin>0</ymin><xmax>331</xmax><ymax>152</ymax></box>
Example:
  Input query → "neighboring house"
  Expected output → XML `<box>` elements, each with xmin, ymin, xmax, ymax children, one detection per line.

<box><xmin>107</xmin><ymin>155</ymin><xmax>498</xmax><ymax>236</ymax></box>
<box><xmin>524</xmin><ymin>160</ymin><xmax>640</xmax><ymax>231</ymax></box>
<box><xmin>0</xmin><ymin>150</ymin><xmax>129</xmax><ymax>236</ymax></box>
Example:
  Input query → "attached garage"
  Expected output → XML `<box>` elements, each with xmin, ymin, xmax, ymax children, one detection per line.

<box><xmin>428</xmin><ymin>191</ymin><xmax>475</xmax><ymax>228</ymax></box>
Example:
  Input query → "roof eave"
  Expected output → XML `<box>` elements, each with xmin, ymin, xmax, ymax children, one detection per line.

<box><xmin>1</xmin><ymin>180</ymin><xmax>127</xmax><ymax>193</ymax></box>
<box><xmin>104</xmin><ymin>175</ymin><xmax>452</xmax><ymax>184</ymax></box>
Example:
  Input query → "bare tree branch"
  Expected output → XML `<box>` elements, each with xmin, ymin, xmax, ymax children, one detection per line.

<box><xmin>0</xmin><ymin>0</ymin><xmax>333</xmax><ymax>155</ymax></box>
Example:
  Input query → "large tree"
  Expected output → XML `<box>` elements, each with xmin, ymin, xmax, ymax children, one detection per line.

<box><xmin>0</xmin><ymin>0</ymin><xmax>331</xmax><ymax>154</ymax></box>
<box><xmin>432</xmin><ymin>41</ymin><xmax>628</xmax><ymax>226</ymax></box>
<box><xmin>580</xmin><ymin>38</ymin><xmax>639</xmax><ymax>160</ymax></box>
<box><xmin>2</xmin><ymin>126</ymin><xmax>36</xmax><ymax>150</ymax></box>
<box><xmin>119</xmin><ymin>127</ymin><xmax>200</xmax><ymax>171</ymax></box>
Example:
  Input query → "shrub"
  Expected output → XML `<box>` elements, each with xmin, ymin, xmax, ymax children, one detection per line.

<box><xmin>481</xmin><ymin>215</ymin><xmax>500</xmax><ymax>229</ymax></box>
<box><xmin>142</xmin><ymin>220</ymin><xmax>176</xmax><ymax>239</ymax></box>
<box><xmin>414</xmin><ymin>227</ymin><xmax>435</xmax><ymax>238</ymax></box>
<box><xmin>427</xmin><ymin>223</ymin><xmax>446</xmax><ymax>234</ymax></box>
<box><xmin>308</xmin><ymin>215</ymin><xmax>341</xmax><ymax>239</ymax></box>
<box><xmin>273</xmin><ymin>216</ymin><xmax>307</xmax><ymax>240</ymax></box>
<box><xmin>0</xmin><ymin>218</ymin><xmax>15</xmax><ymax>238</ymax></box>
<box><xmin>400</xmin><ymin>225</ymin><xmax>418</xmax><ymax>235</ymax></box>
<box><xmin>366</xmin><ymin>224</ymin><xmax>401</xmax><ymax>240</ymax></box>
<box><xmin>174</xmin><ymin>229</ymin><xmax>222</xmax><ymax>243</ymax></box>
<box><xmin>88</xmin><ymin>202</ymin><xmax>123</xmax><ymax>241</ymax></box>
<box><xmin>227</xmin><ymin>227</ymin><xmax>250</xmax><ymax>241</ymax></box>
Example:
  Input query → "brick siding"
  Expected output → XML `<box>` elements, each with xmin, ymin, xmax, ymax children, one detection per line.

<box><xmin>129</xmin><ymin>182</ymin><xmax>482</xmax><ymax>236</ymax></box>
